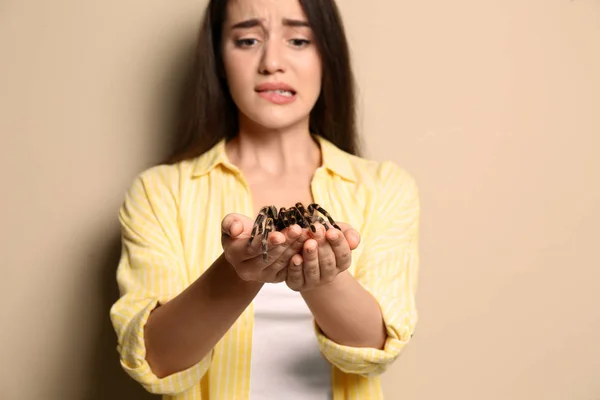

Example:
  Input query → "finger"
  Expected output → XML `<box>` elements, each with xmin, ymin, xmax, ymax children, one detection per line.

<box><xmin>302</xmin><ymin>239</ymin><xmax>320</xmax><ymax>287</ymax></box>
<box><xmin>274</xmin><ymin>264</ymin><xmax>289</xmax><ymax>282</ymax></box>
<box><xmin>345</xmin><ymin>230</ymin><xmax>361</xmax><ymax>250</ymax></box>
<box><xmin>251</xmin><ymin>231</ymin><xmax>286</xmax><ymax>263</ymax></box>
<box><xmin>221</xmin><ymin>213</ymin><xmax>246</xmax><ymax>237</ymax></box>
<box><xmin>234</xmin><ymin>231</ymin><xmax>287</xmax><ymax>281</ymax></box>
<box><xmin>309</xmin><ymin>224</ymin><xmax>337</xmax><ymax>281</ymax></box>
<box><xmin>236</xmin><ymin>218</ymin><xmax>286</xmax><ymax>259</ymax></box>
<box><xmin>221</xmin><ymin>214</ymin><xmax>248</xmax><ymax>253</ymax></box>
<box><xmin>266</xmin><ymin>226</ymin><xmax>308</xmax><ymax>273</ymax></box>
<box><xmin>308</xmin><ymin>222</ymin><xmax>325</xmax><ymax>241</ymax></box>
<box><xmin>325</xmin><ymin>227</ymin><xmax>352</xmax><ymax>272</ymax></box>
<box><xmin>335</xmin><ymin>222</ymin><xmax>361</xmax><ymax>250</ymax></box>
<box><xmin>286</xmin><ymin>254</ymin><xmax>304</xmax><ymax>291</ymax></box>
<box><xmin>283</xmin><ymin>224</ymin><xmax>303</xmax><ymax>243</ymax></box>
<box><xmin>230</xmin><ymin>227</ymin><xmax>286</xmax><ymax>263</ymax></box>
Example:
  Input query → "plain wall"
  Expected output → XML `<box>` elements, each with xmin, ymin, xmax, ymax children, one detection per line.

<box><xmin>1</xmin><ymin>1</ymin><xmax>599</xmax><ymax>399</ymax></box>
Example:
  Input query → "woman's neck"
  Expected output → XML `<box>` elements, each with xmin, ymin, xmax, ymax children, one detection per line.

<box><xmin>225</xmin><ymin>120</ymin><xmax>322</xmax><ymax>177</ymax></box>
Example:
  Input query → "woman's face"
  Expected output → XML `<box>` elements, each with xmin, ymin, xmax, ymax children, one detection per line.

<box><xmin>221</xmin><ymin>0</ymin><xmax>322</xmax><ymax>132</ymax></box>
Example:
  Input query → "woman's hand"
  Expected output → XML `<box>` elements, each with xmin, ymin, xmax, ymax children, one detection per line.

<box><xmin>221</xmin><ymin>213</ymin><xmax>310</xmax><ymax>283</ymax></box>
<box><xmin>286</xmin><ymin>222</ymin><xmax>361</xmax><ymax>292</ymax></box>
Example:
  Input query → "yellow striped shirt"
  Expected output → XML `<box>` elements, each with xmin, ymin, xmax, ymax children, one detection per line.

<box><xmin>110</xmin><ymin>135</ymin><xmax>420</xmax><ymax>399</ymax></box>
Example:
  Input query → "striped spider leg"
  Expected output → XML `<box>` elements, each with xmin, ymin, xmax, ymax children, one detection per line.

<box><xmin>247</xmin><ymin>205</ymin><xmax>278</xmax><ymax>262</ymax></box>
<box><xmin>307</xmin><ymin>203</ymin><xmax>342</xmax><ymax>231</ymax></box>
<box><xmin>291</xmin><ymin>202</ymin><xmax>342</xmax><ymax>232</ymax></box>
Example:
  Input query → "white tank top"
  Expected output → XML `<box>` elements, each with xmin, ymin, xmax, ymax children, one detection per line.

<box><xmin>249</xmin><ymin>281</ymin><xmax>332</xmax><ymax>399</ymax></box>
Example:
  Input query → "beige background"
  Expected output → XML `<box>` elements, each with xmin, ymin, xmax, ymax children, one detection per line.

<box><xmin>1</xmin><ymin>0</ymin><xmax>599</xmax><ymax>399</ymax></box>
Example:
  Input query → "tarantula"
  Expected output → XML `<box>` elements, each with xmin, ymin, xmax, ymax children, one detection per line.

<box><xmin>247</xmin><ymin>202</ymin><xmax>342</xmax><ymax>262</ymax></box>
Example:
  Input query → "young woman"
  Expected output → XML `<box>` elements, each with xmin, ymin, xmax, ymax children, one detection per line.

<box><xmin>109</xmin><ymin>0</ymin><xmax>420</xmax><ymax>399</ymax></box>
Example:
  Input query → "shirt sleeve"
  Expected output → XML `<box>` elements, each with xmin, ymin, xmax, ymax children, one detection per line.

<box><xmin>109</xmin><ymin>169</ymin><xmax>213</xmax><ymax>395</ymax></box>
<box><xmin>315</xmin><ymin>160</ymin><xmax>420</xmax><ymax>377</ymax></box>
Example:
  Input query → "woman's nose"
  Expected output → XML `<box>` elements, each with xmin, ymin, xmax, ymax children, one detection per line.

<box><xmin>258</xmin><ymin>39</ymin><xmax>285</xmax><ymax>75</ymax></box>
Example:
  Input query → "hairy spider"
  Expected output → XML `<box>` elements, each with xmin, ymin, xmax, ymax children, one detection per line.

<box><xmin>247</xmin><ymin>202</ymin><xmax>342</xmax><ymax>262</ymax></box>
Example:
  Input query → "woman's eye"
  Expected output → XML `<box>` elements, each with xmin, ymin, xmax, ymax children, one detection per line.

<box><xmin>289</xmin><ymin>39</ymin><xmax>310</xmax><ymax>48</ymax></box>
<box><xmin>235</xmin><ymin>38</ymin><xmax>259</xmax><ymax>48</ymax></box>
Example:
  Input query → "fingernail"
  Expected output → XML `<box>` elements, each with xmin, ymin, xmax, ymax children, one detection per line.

<box><xmin>293</xmin><ymin>259</ymin><xmax>302</xmax><ymax>266</ymax></box>
<box><xmin>329</xmin><ymin>231</ymin><xmax>339</xmax><ymax>240</ymax></box>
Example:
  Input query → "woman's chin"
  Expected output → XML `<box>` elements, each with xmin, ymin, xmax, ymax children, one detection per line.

<box><xmin>244</xmin><ymin>111</ymin><xmax>310</xmax><ymax>132</ymax></box>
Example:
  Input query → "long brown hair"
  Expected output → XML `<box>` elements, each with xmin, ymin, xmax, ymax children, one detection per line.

<box><xmin>166</xmin><ymin>0</ymin><xmax>360</xmax><ymax>164</ymax></box>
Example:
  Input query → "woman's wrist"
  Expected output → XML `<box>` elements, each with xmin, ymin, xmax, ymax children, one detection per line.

<box><xmin>300</xmin><ymin>270</ymin><xmax>386</xmax><ymax>349</ymax></box>
<box><xmin>214</xmin><ymin>252</ymin><xmax>265</xmax><ymax>294</ymax></box>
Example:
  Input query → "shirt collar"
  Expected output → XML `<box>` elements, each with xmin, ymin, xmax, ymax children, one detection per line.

<box><xmin>315</xmin><ymin>135</ymin><xmax>357</xmax><ymax>182</ymax></box>
<box><xmin>190</xmin><ymin>138</ymin><xmax>236</xmax><ymax>178</ymax></box>
<box><xmin>191</xmin><ymin>134</ymin><xmax>356</xmax><ymax>182</ymax></box>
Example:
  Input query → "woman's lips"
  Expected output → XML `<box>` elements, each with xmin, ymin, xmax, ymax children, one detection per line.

<box><xmin>255</xmin><ymin>81</ymin><xmax>297</xmax><ymax>104</ymax></box>
<box><xmin>257</xmin><ymin>89</ymin><xmax>297</xmax><ymax>104</ymax></box>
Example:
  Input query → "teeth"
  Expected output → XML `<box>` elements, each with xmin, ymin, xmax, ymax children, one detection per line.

<box><xmin>266</xmin><ymin>89</ymin><xmax>293</xmax><ymax>96</ymax></box>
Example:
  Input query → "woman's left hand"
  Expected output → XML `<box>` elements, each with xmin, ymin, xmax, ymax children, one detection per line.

<box><xmin>286</xmin><ymin>222</ymin><xmax>361</xmax><ymax>292</ymax></box>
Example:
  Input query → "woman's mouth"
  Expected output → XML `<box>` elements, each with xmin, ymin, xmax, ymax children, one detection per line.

<box><xmin>261</xmin><ymin>89</ymin><xmax>294</xmax><ymax>97</ymax></box>
<box><xmin>255</xmin><ymin>82</ymin><xmax>297</xmax><ymax>104</ymax></box>
<box><xmin>256</xmin><ymin>90</ymin><xmax>296</xmax><ymax>104</ymax></box>
<box><xmin>255</xmin><ymin>84</ymin><xmax>297</xmax><ymax>104</ymax></box>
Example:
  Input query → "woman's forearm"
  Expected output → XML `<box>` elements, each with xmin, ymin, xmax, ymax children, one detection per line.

<box><xmin>301</xmin><ymin>271</ymin><xmax>386</xmax><ymax>349</ymax></box>
<box><xmin>144</xmin><ymin>253</ymin><xmax>263</xmax><ymax>378</ymax></box>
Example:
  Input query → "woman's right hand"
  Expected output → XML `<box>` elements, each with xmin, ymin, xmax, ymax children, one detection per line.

<box><xmin>220</xmin><ymin>213</ymin><xmax>309</xmax><ymax>283</ymax></box>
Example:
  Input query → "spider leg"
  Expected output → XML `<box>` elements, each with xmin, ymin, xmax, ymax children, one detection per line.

<box><xmin>308</xmin><ymin>203</ymin><xmax>342</xmax><ymax>230</ymax></box>
<box><xmin>315</xmin><ymin>216</ymin><xmax>332</xmax><ymax>230</ymax></box>
<box><xmin>295</xmin><ymin>202</ymin><xmax>308</xmax><ymax>217</ymax></box>
<box><xmin>294</xmin><ymin>202</ymin><xmax>314</xmax><ymax>230</ymax></box>
<box><xmin>287</xmin><ymin>206</ymin><xmax>304</xmax><ymax>228</ymax></box>
<box><xmin>292</xmin><ymin>208</ymin><xmax>301</xmax><ymax>226</ymax></box>
<box><xmin>282</xmin><ymin>208</ymin><xmax>292</xmax><ymax>227</ymax></box>
<box><xmin>306</xmin><ymin>210</ymin><xmax>320</xmax><ymax>233</ymax></box>
<box><xmin>277</xmin><ymin>207</ymin><xmax>288</xmax><ymax>230</ymax></box>
<box><xmin>262</xmin><ymin>217</ymin><xmax>275</xmax><ymax>263</ymax></box>
<box><xmin>247</xmin><ymin>209</ymin><xmax>267</xmax><ymax>247</ymax></box>
<box><xmin>269</xmin><ymin>205</ymin><xmax>278</xmax><ymax>220</ymax></box>
<box><xmin>294</xmin><ymin>202</ymin><xmax>320</xmax><ymax>232</ymax></box>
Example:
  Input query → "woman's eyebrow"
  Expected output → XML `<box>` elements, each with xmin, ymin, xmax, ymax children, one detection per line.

<box><xmin>282</xmin><ymin>18</ymin><xmax>310</xmax><ymax>28</ymax></box>
<box><xmin>230</xmin><ymin>18</ymin><xmax>310</xmax><ymax>30</ymax></box>
<box><xmin>231</xmin><ymin>18</ymin><xmax>263</xmax><ymax>29</ymax></box>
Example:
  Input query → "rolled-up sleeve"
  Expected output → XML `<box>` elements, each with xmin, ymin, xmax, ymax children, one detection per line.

<box><xmin>109</xmin><ymin>171</ymin><xmax>213</xmax><ymax>395</ymax></box>
<box><xmin>315</xmin><ymin>161</ymin><xmax>420</xmax><ymax>376</ymax></box>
